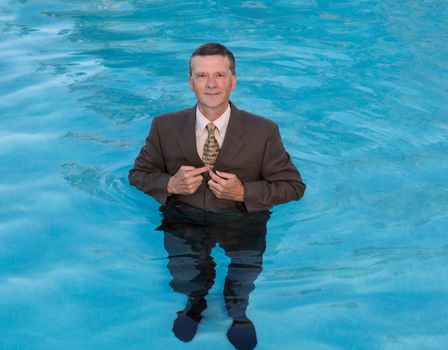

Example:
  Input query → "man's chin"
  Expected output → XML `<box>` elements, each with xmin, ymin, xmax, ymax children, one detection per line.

<box><xmin>203</xmin><ymin>97</ymin><xmax>222</xmax><ymax>105</ymax></box>
<box><xmin>200</xmin><ymin>101</ymin><xmax>226</xmax><ymax>110</ymax></box>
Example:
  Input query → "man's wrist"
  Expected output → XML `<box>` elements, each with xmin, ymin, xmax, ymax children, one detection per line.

<box><xmin>238</xmin><ymin>183</ymin><xmax>245</xmax><ymax>202</ymax></box>
<box><xmin>167</xmin><ymin>176</ymin><xmax>175</xmax><ymax>194</ymax></box>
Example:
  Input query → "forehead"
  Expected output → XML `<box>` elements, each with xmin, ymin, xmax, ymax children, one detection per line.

<box><xmin>190</xmin><ymin>55</ymin><xmax>231</xmax><ymax>73</ymax></box>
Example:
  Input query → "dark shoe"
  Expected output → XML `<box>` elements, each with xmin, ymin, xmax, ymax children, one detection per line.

<box><xmin>226</xmin><ymin>317</ymin><xmax>257</xmax><ymax>350</ymax></box>
<box><xmin>172</xmin><ymin>298</ymin><xmax>207</xmax><ymax>342</ymax></box>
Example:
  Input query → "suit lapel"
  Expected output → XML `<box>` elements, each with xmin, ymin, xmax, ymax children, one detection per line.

<box><xmin>214</xmin><ymin>103</ymin><xmax>246</xmax><ymax>169</ymax></box>
<box><xmin>176</xmin><ymin>103</ymin><xmax>246</xmax><ymax>169</ymax></box>
<box><xmin>176</xmin><ymin>106</ymin><xmax>204</xmax><ymax>167</ymax></box>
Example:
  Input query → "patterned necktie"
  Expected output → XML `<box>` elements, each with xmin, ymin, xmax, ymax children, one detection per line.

<box><xmin>202</xmin><ymin>123</ymin><xmax>220</xmax><ymax>167</ymax></box>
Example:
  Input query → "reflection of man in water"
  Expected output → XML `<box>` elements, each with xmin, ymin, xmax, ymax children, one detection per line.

<box><xmin>129</xmin><ymin>43</ymin><xmax>305</xmax><ymax>349</ymax></box>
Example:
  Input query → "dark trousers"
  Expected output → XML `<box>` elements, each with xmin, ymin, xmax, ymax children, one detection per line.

<box><xmin>158</xmin><ymin>202</ymin><xmax>270</xmax><ymax>320</ymax></box>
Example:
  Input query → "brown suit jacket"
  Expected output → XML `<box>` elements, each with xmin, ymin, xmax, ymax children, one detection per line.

<box><xmin>129</xmin><ymin>102</ymin><xmax>306</xmax><ymax>212</ymax></box>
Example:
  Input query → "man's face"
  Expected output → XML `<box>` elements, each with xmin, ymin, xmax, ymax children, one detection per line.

<box><xmin>189</xmin><ymin>55</ymin><xmax>236</xmax><ymax>116</ymax></box>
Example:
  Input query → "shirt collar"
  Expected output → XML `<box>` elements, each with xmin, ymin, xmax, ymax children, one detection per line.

<box><xmin>196</xmin><ymin>103</ymin><xmax>231</xmax><ymax>134</ymax></box>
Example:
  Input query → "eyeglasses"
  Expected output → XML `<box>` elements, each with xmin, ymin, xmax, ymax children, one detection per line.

<box><xmin>192</xmin><ymin>72</ymin><xmax>230</xmax><ymax>83</ymax></box>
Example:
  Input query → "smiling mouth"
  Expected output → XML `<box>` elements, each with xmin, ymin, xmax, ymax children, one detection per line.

<box><xmin>205</xmin><ymin>92</ymin><xmax>220</xmax><ymax>96</ymax></box>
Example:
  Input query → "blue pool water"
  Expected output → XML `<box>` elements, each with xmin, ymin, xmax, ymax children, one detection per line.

<box><xmin>1</xmin><ymin>1</ymin><xmax>447</xmax><ymax>349</ymax></box>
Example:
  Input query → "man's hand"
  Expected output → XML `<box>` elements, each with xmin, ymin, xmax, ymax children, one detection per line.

<box><xmin>167</xmin><ymin>166</ymin><xmax>209</xmax><ymax>195</ymax></box>
<box><xmin>208</xmin><ymin>170</ymin><xmax>244</xmax><ymax>202</ymax></box>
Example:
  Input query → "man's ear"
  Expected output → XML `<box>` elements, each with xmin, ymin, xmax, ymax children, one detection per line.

<box><xmin>188</xmin><ymin>75</ymin><xmax>194</xmax><ymax>91</ymax></box>
<box><xmin>231</xmin><ymin>75</ymin><xmax>237</xmax><ymax>91</ymax></box>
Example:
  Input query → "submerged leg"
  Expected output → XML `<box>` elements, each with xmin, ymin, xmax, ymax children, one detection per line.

<box><xmin>164</xmin><ymin>227</ymin><xmax>216</xmax><ymax>342</ymax></box>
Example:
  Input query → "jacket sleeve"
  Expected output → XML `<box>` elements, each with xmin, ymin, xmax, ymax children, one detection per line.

<box><xmin>243</xmin><ymin>123</ymin><xmax>306</xmax><ymax>212</ymax></box>
<box><xmin>128</xmin><ymin>118</ymin><xmax>171</xmax><ymax>204</ymax></box>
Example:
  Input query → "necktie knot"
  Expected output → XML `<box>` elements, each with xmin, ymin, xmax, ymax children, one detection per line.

<box><xmin>206</xmin><ymin>123</ymin><xmax>217</xmax><ymax>134</ymax></box>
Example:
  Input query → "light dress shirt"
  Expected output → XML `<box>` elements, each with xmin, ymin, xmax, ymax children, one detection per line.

<box><xmin>195</xmin><ymin>103</ymin><xmax>231</xmax><ymax>160</ymax></box>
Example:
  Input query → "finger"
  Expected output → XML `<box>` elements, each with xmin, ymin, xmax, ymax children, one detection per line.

<box><xmin>183</xmin><ymin>179</ymin><xmax>200</xmax><ymax>191</ymax></box>
<box><xmin>192</xmin><ymin>181</ymin><xmax>203</xmax><ymax>191</ymax></box>
<box><xmin>189</xmin><ymin>175</ymin><xmax>204</xmax><ymax>185</ymax></box>
<box><xmin>208</xmin><ymin>179</ymin><xmax>216</xmax><ymax>189</ymax></box>
<box><xmin>186</xmin><ymin>166</ymin><xmax>210</xmax><ymax>177</ymax></box>
<box><xmin>208</xmin><ymin>183</ymin><xmax>221</xmax><ymax>198</ymax></box>
<box><xmin>208</xmin><ymin>179</ymin><xmax>222</xmax><ymax>192</ymax></box>
<box><xmin>182</xmin><ymin>167</ymin><xmax>208</xmax><ymax>179</ymax></box>
<box><xmin>215</xmin><ymin>170</ymin><xmax>236</xmax><ymax>180</ymax></box>
<box><xmin>179</xmin><ymin>165</ymin><xmax>197</xmax><ymax>172</ymax></box>
<box><xmin>188</xmin><ymin>182</ymin><xmax>201</xmax><ymax>192</ymax></box>
<box><xmin>209</xmin><ymin>170</ymin><xmax>226</xmax><ymax>185</ymax></box>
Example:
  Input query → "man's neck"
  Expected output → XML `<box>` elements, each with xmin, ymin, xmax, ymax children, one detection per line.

<box><xmin>198</xmin><ymin>103</ymin><xmax>229</xmax><ymax>122</ymax></box>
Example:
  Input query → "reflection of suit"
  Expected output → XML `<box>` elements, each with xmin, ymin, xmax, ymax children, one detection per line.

<box><xmin>129</xmin><ymin>102</ymin><xmax>306</xmax><ymax>212</ymax></box>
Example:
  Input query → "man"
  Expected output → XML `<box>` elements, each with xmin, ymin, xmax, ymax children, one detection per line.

<box><xmin>128</xmin><ymin>43</ymin><xmax>306</xmax><ymax>213</ymax></box>
<box><xmin>129</xmin><ymin>43</ymin><xmax>306</xmax><ymax>349</ymax></box>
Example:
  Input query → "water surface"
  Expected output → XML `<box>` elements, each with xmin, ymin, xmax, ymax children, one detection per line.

<box><xmin>1</xmin><ymin>1</ymin><xmax>447</xmax><ymax>349</ymax></box>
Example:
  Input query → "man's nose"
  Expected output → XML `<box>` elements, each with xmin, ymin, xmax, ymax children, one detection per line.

<box><xmin>206</xmin><ymin>75</ymin><xmax>218</xmax><ymax>87</ymax></box>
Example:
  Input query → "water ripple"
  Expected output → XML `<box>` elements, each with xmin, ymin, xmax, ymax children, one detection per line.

<box><xmin>59</xmin><ymin>162</ymin><xmax>141</xmax><ymax>208</ymax></box>
<box><xmin>63</xmin><ymin>132</ymin><xmax>131</xmax><ymax>148</ymax></box>
<box><xmin>353</xmin><ymin>246</ymin><xmax>448</xmax><ymax>263</ymax></box>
